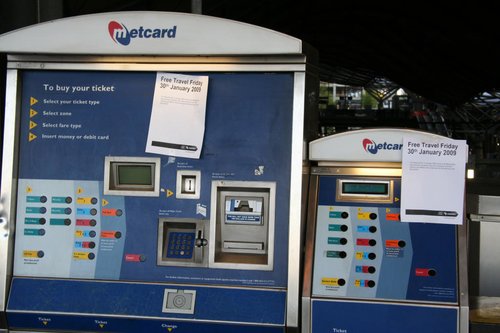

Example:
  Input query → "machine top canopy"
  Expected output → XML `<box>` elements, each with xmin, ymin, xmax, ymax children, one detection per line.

<box><xmin>309</xmin><ymin>128</ymin><xmax>447</xmax><ymax>163</ymax></box>
<box><xmin>0</xmin><ymin>11</ymin><xmax>302</xmax><ymax>56</ymax></box>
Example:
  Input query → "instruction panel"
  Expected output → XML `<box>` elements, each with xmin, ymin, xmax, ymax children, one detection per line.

<box><xmin>15</xmin><ymin>70</ymin><xmax>294</xmax><ymax>288</ymax></box>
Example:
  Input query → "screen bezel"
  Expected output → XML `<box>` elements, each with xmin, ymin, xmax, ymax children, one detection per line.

<box><xmin>104</xmin><ymin>156</ymin><xmax>161</xmax><ymax>197</ymax></box>
<box><xmin>113</xmin><ymin>163</ymin><xmax>154</xmax><ymax>189</ymax></box>
<box><xmin>336</xmin><ymin>178</ymin><xmax>394</xmax><ymax>203</ymax></box>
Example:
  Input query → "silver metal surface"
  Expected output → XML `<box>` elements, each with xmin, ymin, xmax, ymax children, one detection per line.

<box><xmin>175</xmin><ymin>170</ymin><xmax>201</xmax><ymax>200</ymax></box>
<box><xmin>286</xmin><ymin>71</ymin><xmax>306</xmax><ymax>329</ymax></box>
<box><xmin>223</xmin><ymin>241</ymin><xmax>263</xmax><ymax>250</ymax></box>
<box><xmin>457</xmin><ymin>218</ymin><xmax>469</xmax><ymax>333</ymax></box>
<box><xmin>467</xmin><ymin>194</ymin><xmax>500</xmax><ymax>298</ymax></box>
<box><xmin>157</xmin><ymin>218</ymin><xmax>208</xmax><ymax>268</ymax></box>
<box><xmin>468</xmin><ymin>195</ymin><xmax>500</xmax><ymax>222</ymax></box>
<box><xmin>477</xmin><ymin>195</ymin><xmax>500</xmax><ymax>215</ymax></box>
<box><xmin>8</xmin><ymin>59</ymin><xmax>306</xmax><ymax>73</ymax></box>
<box><xmin>470</xmin><ymin>214</ymin><xmax>500</xmax><ymax>223</ymax></box>
<box><xmin>317</xmin><ymin>161</ymin><xmax>402</xmax><ymax>168</ymax></box>
<box><xmin>477</xmin><ymin>221</ymin><xmax>500</xmax><ymax>296</ymax></box>
<box><xmin>209</xmin><ymin>181</ymin><xmax>275</xmax><ymax>271</ymax></box>
<box><xmin>312</xmin><ymin>166</ymin><xmax>402</xmax><ymax>177</ymax></box>
<box><xmin>7</xmin><ymin>54</ymin><xmax>308</xmax><ymax>65</ymax></box>
<box><xmin>0</xmin><ymin>69</ymin><xmax>20</xmax><ymax>317</ymax></box>
<box><xmin>300</xmin><ymin>175</ymin><xmax>319</xmax><ymax>333</ymax></box>
<box><xmin>162</xmin><ymin>288</ymin><xmax>196</xmax><ymax>314</ymax></box>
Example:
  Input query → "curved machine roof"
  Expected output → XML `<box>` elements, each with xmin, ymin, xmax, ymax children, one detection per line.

<box><xmin>0</xmin><ymin>11</ymin><xmax>302</xmax><ymax>55</ymax></box>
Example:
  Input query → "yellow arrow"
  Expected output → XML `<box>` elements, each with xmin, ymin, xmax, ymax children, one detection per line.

<box><xmin>386</xmin><ymin>208</ymin><xmax>391</xmax><ymax>213</ymax></box>
<box><xmin>395</xmin><ymin>197</ymin><xmax>400</xmax><ymax>202</ymax></box>
<box><xmin>29</xmin><ymin>132</ymin><xmax>37</xmax><ymax>142</ymax></box>
<box><xmin>102</xmin><ymin>199</ymin><xmax>109</xmax><ymax>206</ymax></box>
<box><xmin>77</xmin><ymin>187</ymin><xmax>84</xmax><ymax>194</ymax></box>
<box><xmin>30</xmin><ymin>109</ymin><xmax>38</xmax><ymax>117</ymax></box>
<box><xmin>168</xmin><ymin>328</ymin><xmax>173</xmax><ymax>332</ymax></box>
<box><xmin>43</xmin><ymin>321</ymin><xmax>48</xmax><ymax>325</ymax></box>
<box><xmin>26</xmin><ymin>186</ymin><xmax>32</xmax><ymax>193</ymax></box>
<box><xmin>30</xmin><ymin>97</ymin><xmax>38</xmax><ymax>106</ymax></box>
<box><xmin>30</xmin><ymin>120</ymin><xmax>37</xmax><ymax>129</ymax></box>
<box><xmin>99</xmin><ymin>324</ymin><xmax>105</xmax><ymax>328</ymax></box>
<box><xmin>166</xmin><ymin>189</ymin><xmax>174</xmax><ymax>197</ymax></box>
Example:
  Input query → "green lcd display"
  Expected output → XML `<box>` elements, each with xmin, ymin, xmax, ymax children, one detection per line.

<box><xmin>342</xmin><ymin>182</ymin><xmax>388</xmax><ymax>195</ymax></box>
<box><xmin>117</xmin><ymin>165</ymin><xmax>153</xmax><ymax>186</ymax></box>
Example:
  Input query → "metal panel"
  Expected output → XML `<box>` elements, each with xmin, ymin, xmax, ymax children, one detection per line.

<box><xmin>0</xmin><ymin>12</ymin><xmax>302</xmax><ymax>55</ymax></box>
<box><xmin>0</xmin><ymin>69</ymin><xmax>20</xmax><ymax>319</ymax></box>
<box><xmin>301</xmin><ymin>175</ymin><xmax>319</xmax><ymax>333</ymax></box>
<box><xmin>478</xmin><ymin>222</ymin><xmax>500</xmax><ymax>296</ymax></box>
<box><xmin>458</xmin><ymin>221</ymin><xmax>469</xmax><ymax>333</ymax></box>
<box><xmin>309</xmin><ymin>128</ymin><xmax>447</xmax><ymax>162</ymax></box>
<box><xmin>7</xmin><ymin>54</ymin><xmax>308</xmax><ymax>64</ymax></box>
<box><xmin>6</xmin><ymin>55</ymin><xmax>307</xmax><ymax>73</ymax></box>
<box><xmin>286</xmin><ymin>71</ymin><xmax>306</xmax><ymax>329</ymax></box>
<box><xmin>209</xmin><ymin>181</ymin><xmax>276</xmax><ymax>271</ymax></box>
<box><xmin>311</xmin><ymin>166</ymin><xmax>402</xmax><ymax>177</ymax></box>
<box><xmin>478</xmin><ymin>196</ymin><xmax>500</xmax><ymax>216</ymax></box>
<box><xmin>468</xmin><ymin>195</ymin><xmax>500</xmax><ymax>299</ymax></box>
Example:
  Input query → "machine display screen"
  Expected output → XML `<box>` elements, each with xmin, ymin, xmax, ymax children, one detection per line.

<box><xmin>104</xmin><ymin>156</ymin><xmax>160</xmax><ymax>196</ymax></box>
<box><xmin>342</xmin><ymin>182</ymin><xmax>388</xmax><ymax>195</ymax></box>
<box><xmin>117</xmin><ymin>164</ymin><xmax>153</xmax><ymax>186</ymax></box>
<box><xmin>336</xmin><ymin>179</ymin><xmax>393</xmax><ymax>203</ymax></box>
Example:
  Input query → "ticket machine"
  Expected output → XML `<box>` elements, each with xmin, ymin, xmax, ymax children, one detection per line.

<box><xmin>0</xmin><ymin>12</ymin><xmax>316</xmax><ymax>332</ymax></box>
<box><xmin>302</xmin><ymin>129</ymin><xmax>468</xmax><ymax>333</ymax></box>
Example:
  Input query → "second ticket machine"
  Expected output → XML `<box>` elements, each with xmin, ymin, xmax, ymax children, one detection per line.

<box><xmin>302</xmin><ymin>129</ymin><xmax>468</xmax><ymax>333</ymax></box>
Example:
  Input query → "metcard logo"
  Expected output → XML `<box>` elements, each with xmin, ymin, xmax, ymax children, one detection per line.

<box><xmin>362</xmin><ymin>138</ymin><xmax>403</xmax><ymax>154</ymax></box>
<box><xmin>108</xmin><ymin>20</ymin><xmax>177</xmax><ymax>46</ymax></box>
<box><xmin>363</xmin><ymin>138</ymin><xmax>378</xmax><ymax>154</ymax></box>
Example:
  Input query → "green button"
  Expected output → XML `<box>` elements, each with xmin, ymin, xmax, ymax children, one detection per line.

<box><xmin>329</xmin><ymin>211</ymin><xmax>342</xmax><ymax>218</ymax></box>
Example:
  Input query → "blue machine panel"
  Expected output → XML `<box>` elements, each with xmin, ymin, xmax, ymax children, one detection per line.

<box><xmin>14</xmin><ymin>70</ymin><xmax>292</xmax><ymax>286</ymax></box>
<box><xmin>8</xmin><ymin>278</ymin><xmax>285</xmax><ymax>332</ymax></box>
<box><xmin>311</xmin><ymin>299</ymin><xmax>457</xmax><ymax>333</ymax></box>
<box><xmin>9</xmin><ymin>69</ymin><xmax>296</xmax><ymax>331</ymax></box>
<box><xmin>312</xmin><ymin>175</ymin><xmax>458</xmax><ymax>303</ymax></box>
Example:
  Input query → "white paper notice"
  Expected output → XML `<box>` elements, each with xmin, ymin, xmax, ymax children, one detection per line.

<box><xmin>146</xmin><ymin>72</ymin><xmax>209</xmax><ymax>159</ymax></box>
<box><xmin>400</xmin><ymin>137</ymin><xmax>468</xmax><ymax>225</ymax></box>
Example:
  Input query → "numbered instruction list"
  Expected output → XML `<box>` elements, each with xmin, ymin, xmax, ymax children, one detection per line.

<box><xmin>28</xmin><ymin>83</ymin><xmax>116</xmax><ymax>143</ymax></box>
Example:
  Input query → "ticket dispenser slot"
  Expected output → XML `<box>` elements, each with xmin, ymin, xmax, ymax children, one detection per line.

<box><xmin>210</xmin><ymin>181</ymin><xmax>275</xmax><ymax>270</ymax></box>
<box><xmin>157</xmin><ymin>218</ymin><xmax>208</xmax><ymax>267</ymax></box>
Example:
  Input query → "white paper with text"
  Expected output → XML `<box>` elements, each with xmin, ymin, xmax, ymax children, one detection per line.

<box><xmin>400</xmin><ymin>137</ymin><xmax>467</xmax><ymax>224</ymax></box>
<box><xmin>146</xmin><ymin>72</ymin><xmax>209</xmax><ymax>159</ymax></box>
